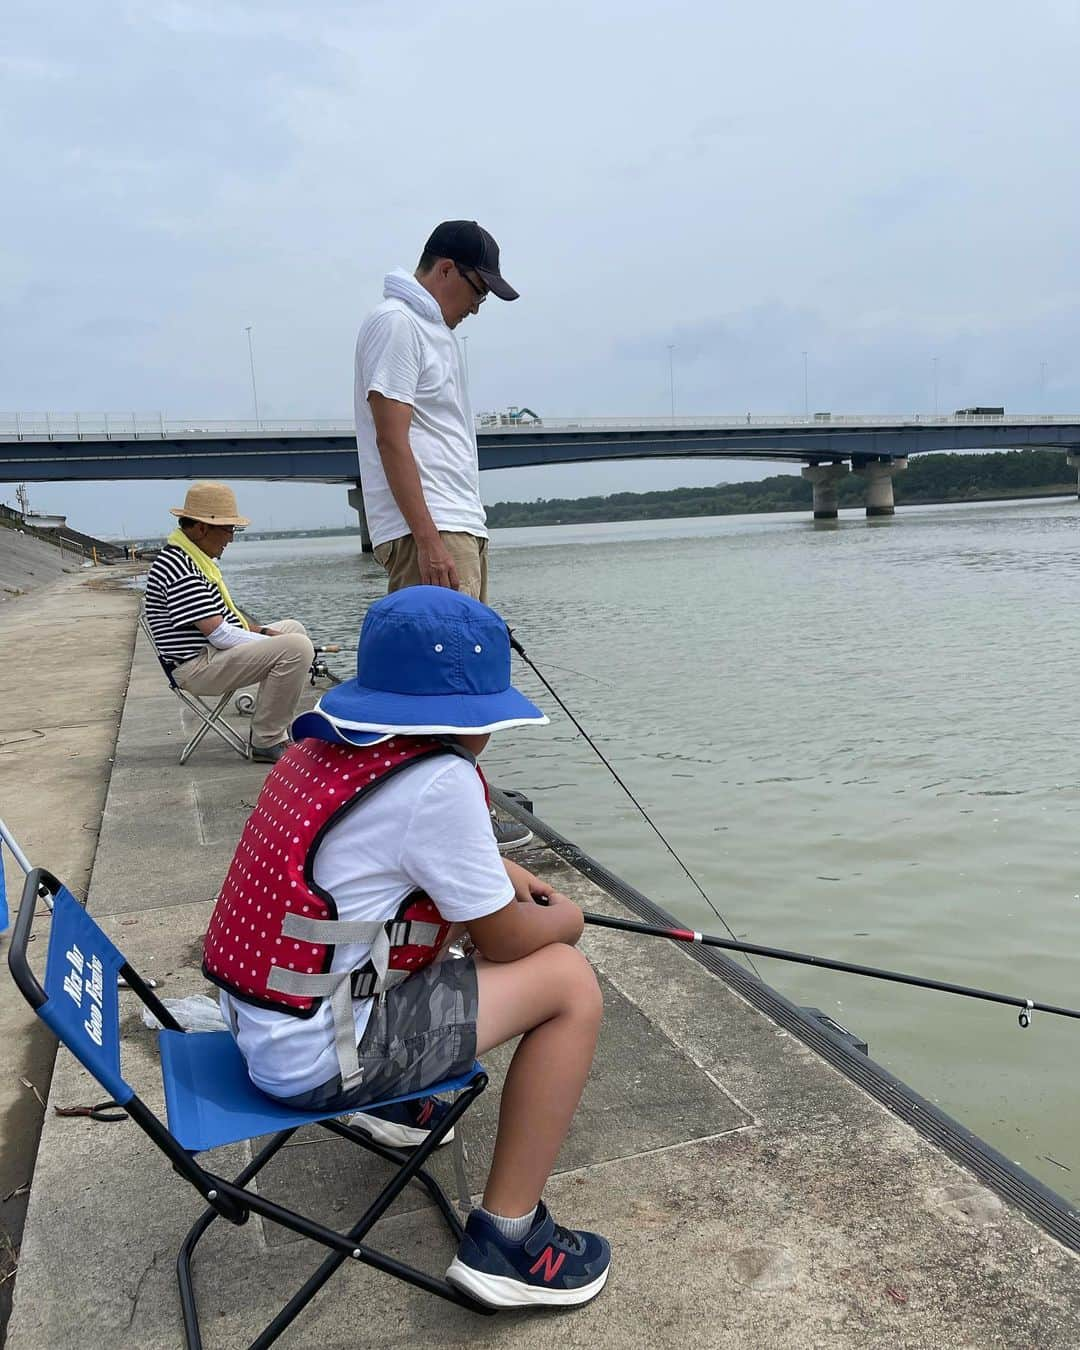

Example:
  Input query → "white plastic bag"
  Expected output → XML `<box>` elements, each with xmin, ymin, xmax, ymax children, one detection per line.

<box><xmin>141</xmin><ymin>994</ymin><xmax>228</xmax><ymax>1032</ymax></box>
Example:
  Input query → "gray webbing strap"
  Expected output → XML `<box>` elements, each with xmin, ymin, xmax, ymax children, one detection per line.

<box><xmin>267</xmin><ymin>967</ymin><xmax>343</xmax><ymax>996</ymax></box>
<box><xmin>367</xmin><ymin>926</ymin><xmax>391</xmax><ymax>990</ymax></box>
<box><xmin>263</xmin><ymin>965</ymin><xmax>364</xmax><ymax>1089</ymax></box>
<box><xmin>386</xmin><ymin>919</ymin><xmax>442</xmax><ymax>948</ymax></box>
<box><xmin>351</xmin><ymin>966</ymin><xmax>412</xmax><ymax>1000</ymax></box>
<box><xmin>330</xmin><ymin>977</ymin><xmax>363</xmax><ymax>1089</ymax></box>
<box><xmin>281</xmin><ymin>913</ymin><xmax>384</xmax><ymax>944</ymax></box>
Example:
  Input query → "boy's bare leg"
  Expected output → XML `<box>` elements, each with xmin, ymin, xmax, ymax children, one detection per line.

<box><xmin>474</xmin><ymin>944</ymin><xmax>603</xmax><ymax>1216</ymax></box>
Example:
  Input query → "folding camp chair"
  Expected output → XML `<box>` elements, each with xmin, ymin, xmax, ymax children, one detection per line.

<box><xmin>140</xmin><ymin>616</ymin><xmax>252</xmax><ymax>765</ymax></box>
<box><xmin>6</xmin><ymin>851</ymin><xmax>493</xmax><ymax>1348</ymax></box>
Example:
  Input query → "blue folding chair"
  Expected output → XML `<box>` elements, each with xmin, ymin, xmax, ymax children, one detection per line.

<box><xmin>7</xmin><ymin>859</ymin><xmax>493</xmax><ymax>1348</ymax></box>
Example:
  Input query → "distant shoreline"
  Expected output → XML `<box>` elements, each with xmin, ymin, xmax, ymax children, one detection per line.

<box><xmin>217</xmin><ymin>485</ymin><xmax>1078</xmax><ymax>544</ymax></box>
<box><xmin>90</xmin><ymin>447</ymin><xmax>1077</xmax><ymax>545</ymax></box>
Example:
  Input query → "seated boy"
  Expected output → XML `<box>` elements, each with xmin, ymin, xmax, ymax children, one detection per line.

<box><xmin>202</xmin><ymin>586</ymin><xmax>610</xmax><ymax>1309</ymax></box>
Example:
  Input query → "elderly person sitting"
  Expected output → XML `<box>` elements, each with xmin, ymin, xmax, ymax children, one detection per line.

<box><xmin>143</xmin><ymin>482</ymin><xmax>314</xmax><ymax>763</ymax></box>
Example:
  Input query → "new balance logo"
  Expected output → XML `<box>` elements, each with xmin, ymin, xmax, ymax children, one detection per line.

<box><xmin>529</xmin><ymin>1246</ymin><xmax>566</xmax><ymax>1282</ymax></box>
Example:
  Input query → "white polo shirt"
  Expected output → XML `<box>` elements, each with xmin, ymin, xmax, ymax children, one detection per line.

<box><xmin>354</xmin><ymin>270</ymin><xmax>488</xmax><ymax>550</ymax></box>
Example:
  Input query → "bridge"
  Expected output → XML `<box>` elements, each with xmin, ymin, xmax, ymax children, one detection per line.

<box><xmin>3</xmin><ymin>412</ymin><xmax>1080</xmax><ymax>532</ymax></box>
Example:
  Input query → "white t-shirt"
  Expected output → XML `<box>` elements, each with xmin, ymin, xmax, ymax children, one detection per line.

<box><xmin>221</xmin><ymin>754</ymin><xmax>513</xmax><ymax>1097</ymax></box>
<box><xmin>354</xmin><ymin>271</ymin><xmax>488</xmax><ymax>550</ymax></box>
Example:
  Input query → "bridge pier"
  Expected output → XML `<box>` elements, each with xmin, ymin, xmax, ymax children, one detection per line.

<box><xmin>801</xmin><ymin>463</ymin><xmax>850</xmax><ymax>519</ymax></box>
<box><xmin>347</xmin><ymin>482</ymin><xmax>373</xmax><ymax>553</ymax></box>
<box><xmin>854</xmin><ymin>458</ymin><xmax>907</xmax><ymax>517</ymax></box>
<box><xmin>1067</xmin><ymin>453</ymin><xmax>1080</xmax><ymax>497</ymax></box>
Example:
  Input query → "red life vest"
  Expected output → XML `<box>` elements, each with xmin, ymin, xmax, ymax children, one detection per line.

<box><xmin>203</xmin><ymin>736</ymin><xmax>479</xmax><ymax>1026</ymax></box>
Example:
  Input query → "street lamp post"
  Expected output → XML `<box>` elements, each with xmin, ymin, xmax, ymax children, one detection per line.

<box><xmin>1040</xmin><ymin>361</ymin><xmax>1048</xmax><ymax>409</ymax></box>
<box><xmin>245</xmin><ymin>325</ymin><xmax>261</xmax><ymax>426</ymax></box>
<box><xmin>932</xmin><ymin>356</ymin><xmax>939</xmax><ymax>415</ymax></box>
<box><xmin>801</xmin><ymin>351</ymin><xmax>808</xmax><ymax>416</ymax></box>
<box><xmin>667</xmin><ymin>345</ymin><xmax>675</xmax><ymax>418</ymax></box>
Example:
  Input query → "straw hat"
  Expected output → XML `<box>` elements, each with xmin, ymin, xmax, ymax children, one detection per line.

<box><xmin>170</xmin><ymin>482</ymin><xmax>251</xmax><ymax>527</ymax></box>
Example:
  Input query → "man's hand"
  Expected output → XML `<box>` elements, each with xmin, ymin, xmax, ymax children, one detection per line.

<box><xmin>416</xmin><ymin>534</ymin><xmax>460</xmax><ymax>591</ymax></box>
<box><xmin>260</xmin><ymin>625</ymin><xmax>283</xmax><ymax>636</ymax></box>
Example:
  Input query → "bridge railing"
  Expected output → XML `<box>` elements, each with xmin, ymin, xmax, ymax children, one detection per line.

<box><xmin>0</xmin><ymin>414</ymin><xmax>354</xmax><ymax>440</ymax></box>
<box><xmin>1</xmin><ymin>411</ymin><xmax>1078</xmax><ymax>441</ymax></box>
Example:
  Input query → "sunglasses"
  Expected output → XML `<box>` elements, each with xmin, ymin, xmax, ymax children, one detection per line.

<box><xmin>455</xmin><ymin>263</ymin><xmax>488</xmax><ymax>301</ymax></box>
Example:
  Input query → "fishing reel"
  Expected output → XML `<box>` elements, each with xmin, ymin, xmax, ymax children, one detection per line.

<box><xmin>309</xmin><ymin>644</ymin><xmax>342</xmax><ymax>687</ymax></box>
<box><xmin>233</xmin><ymin>644</ymin><xmax>343</xmax><ymax>716</ymax></box>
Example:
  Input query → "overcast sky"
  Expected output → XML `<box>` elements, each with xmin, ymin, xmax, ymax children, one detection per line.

<box><xmin>5</xmin><ymin>0</ymin><xmax>1080</xmax><ymax>534</ymax></box>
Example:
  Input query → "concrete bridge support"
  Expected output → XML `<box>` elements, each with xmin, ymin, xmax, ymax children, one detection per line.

<box><xmin>854</xmin><ymin>458</ymin><xmax>908</xmax><ymax>517</ymax></box>
<box><xmin>1067</xmin><ymin>453</ymin><xmax>1080</xmax><ymax>497</ymax></box>
<box><xmin>801</xmin><ymin>463</ymin><xmax>850</xmax><ymax>519</ymax></box>
<box><xmin>347</xmin><ymin>482</ymin><xmax>373</xmax><ymax>553</ymax></box>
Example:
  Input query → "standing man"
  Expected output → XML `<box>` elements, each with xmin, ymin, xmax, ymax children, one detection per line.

<box><xmin>143</xmin><ymin>483</ymin><xmax>315</xmax><ymax>764</ymax></box>
<box><xmin>353</xmin><ymin>220</ymin><xmax>518</xmax><ymax>603</ymax></box>
<box><xmin>354</xmin><ymin>223</ymin><xmax>531</xmax><ymax>850</ymax></box>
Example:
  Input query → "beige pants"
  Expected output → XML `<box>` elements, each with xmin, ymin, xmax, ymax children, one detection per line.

<box><xmin>373</xmin><ymin>532</ymin><xmax>488</xmax><ymax>602</ymax></box>
<box><xmin>172</xmin><ymin>618</ymin><xmax>314</xmax><ymax>749</ymax></box>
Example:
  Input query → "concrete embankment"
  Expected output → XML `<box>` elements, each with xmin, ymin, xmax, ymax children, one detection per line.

<box><xmin>0</xmin><ymin>528</ymin><xmax>84</xmax><ymax>602</ymax></box>
<box><xmin>2</xmin><ymin>590</ymin><xmax>1080</xmax><ymax>1347</ymax></box>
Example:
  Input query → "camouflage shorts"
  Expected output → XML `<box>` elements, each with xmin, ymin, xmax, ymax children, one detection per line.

<box><xmin>276</xmin><ymin>954</ymin><xmax>479</xmax><ymax>1113</ymax></box>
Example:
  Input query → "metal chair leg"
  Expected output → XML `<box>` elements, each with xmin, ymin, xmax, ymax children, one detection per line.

<box><xmin>177</xmin><ymin>690</ymin><xmax>251</xmax><ymax>764</ymax></box>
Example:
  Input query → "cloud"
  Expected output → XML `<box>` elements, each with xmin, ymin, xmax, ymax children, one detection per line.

<box><xmin>4</xmin><ymin>0</ymin><xmax>1080</xmax><ymax>532</ymax></box>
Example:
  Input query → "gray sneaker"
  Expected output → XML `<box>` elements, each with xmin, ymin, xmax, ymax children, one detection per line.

<box><xmin>490</xmin><ymin>807</ymin><xmax>533</xmax><ymax>853</ymax></box>
<box><xmin>250</xmin><ymin>740</ymin><xmax>289</xmax><ymax>764</ymax></box>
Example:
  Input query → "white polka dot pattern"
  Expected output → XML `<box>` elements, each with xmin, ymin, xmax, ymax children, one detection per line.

<box><xmin>202</xmin><ymin>737</ymin><xmax>459</xmax><ymax>1012</ymax></box>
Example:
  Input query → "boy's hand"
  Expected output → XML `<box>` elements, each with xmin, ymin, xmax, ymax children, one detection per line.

<box><xmin>504</xmin><ymin>857</ymin><xmax>561</xmax><ymax>906</ymax></box>
<box><xmin>539</xmin><ymin>890</ymin><xmax>585</xmax><ymax>945</ymax></box>
<box><xmin>502</xmin><ymin>858</ymin><xmax>583</xmax><ymax>942</ymax></box>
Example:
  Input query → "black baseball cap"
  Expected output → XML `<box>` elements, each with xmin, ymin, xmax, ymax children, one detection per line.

<box><xmin>423</xmin><ymin>220</ymin><xmax>519</xmax><ymax>301</ymax></box>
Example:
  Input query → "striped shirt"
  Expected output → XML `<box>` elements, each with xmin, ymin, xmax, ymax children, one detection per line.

<box><xmin>144</xmin><ymin>544</ymin><xmax>243</xmax><ymax>667</ymax></box>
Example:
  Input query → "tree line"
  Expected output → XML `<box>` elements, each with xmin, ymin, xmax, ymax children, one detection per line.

<box><xmin>485</xmin><ymin>449</ymin><xmax>1076</xmax><ymax>527</ymax></box>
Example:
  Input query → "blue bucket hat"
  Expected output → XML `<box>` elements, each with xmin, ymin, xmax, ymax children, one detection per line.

<box><xmin>291</xmin><ymin>586</ymin><xmax>547</xmax><ymax>748</ymax></box>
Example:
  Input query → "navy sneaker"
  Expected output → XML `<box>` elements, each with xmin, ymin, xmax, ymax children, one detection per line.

<box><xmin>445</xmin><ymin>1201</ymin><xmax>611</xmax><ymax>1308</ymax></box>
<box><xmin>348</xmin><ymin>1095</ymin><xmax>454</xmax><ymax>1149</ymax></box>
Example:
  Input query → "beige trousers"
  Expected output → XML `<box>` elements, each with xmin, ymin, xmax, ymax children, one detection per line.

<box><xmin>372</xmin><ymin>532</ymin><xmax>488</xmax><ymax>602</ymax></box>
<box><xmin>172</xmin><ymin>618</ymin><xmax>314</xmax><ymax>749</ymax></box>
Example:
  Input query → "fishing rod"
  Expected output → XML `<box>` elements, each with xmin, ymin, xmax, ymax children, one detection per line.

<box><xmin>507</xmin><ymin>630</ymin><xmax>1077</xmax><ymax>1028</ymax></box>
<box><xmin>583</xmin><ymin>910</ymin><xmax>1079</xmax><ymax>1029</ymax></box>
<box><xmin>508</xmin><ymin>630</ymin><xmax>763</xmax><ymax>979</ymax></box>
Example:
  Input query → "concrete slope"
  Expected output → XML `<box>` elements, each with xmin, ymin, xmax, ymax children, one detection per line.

<box><xmin>0</xmin><ymin>529</ymin><xmax>82</xmax><ymax>601</ymax></box>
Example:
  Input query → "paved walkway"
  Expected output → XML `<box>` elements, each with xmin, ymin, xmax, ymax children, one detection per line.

<box><xmin>4</xmin><ymin>598</ymin><xmax>1080</xmax><ymax>1348</ymax></box>
<box><xmin>0</xmin><ymin>566</ymin><xmax>141</xmax><ymax>1334</ymax></box>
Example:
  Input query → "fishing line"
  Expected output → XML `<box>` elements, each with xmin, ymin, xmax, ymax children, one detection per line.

<box><xmin>508</xmin><ymin>631</ymin><xmax>762</xmax><ymax>978</ymax></box>
<box><xmin>583</xmin><ymin>911</ymin><xmax>1076</xmax><ymax>1030</ymax></box>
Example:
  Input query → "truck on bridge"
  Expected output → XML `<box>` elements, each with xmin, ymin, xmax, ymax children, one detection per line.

<box><xmin>476</xmin><ymin>406</ymin><xmax>542</xmax><ymax>427</ymax></box>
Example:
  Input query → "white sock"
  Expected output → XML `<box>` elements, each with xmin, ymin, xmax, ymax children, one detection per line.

<box><xmin>479</xmin><ymin>1204</ymin><xmax>537</xmax><ymax>1242</ymax></box>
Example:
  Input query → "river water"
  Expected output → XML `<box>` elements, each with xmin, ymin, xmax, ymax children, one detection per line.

<box><xmin>226</xmin><ymin>498</ymin><xmax>1080</xmax><ymax>1204</ymax></box>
